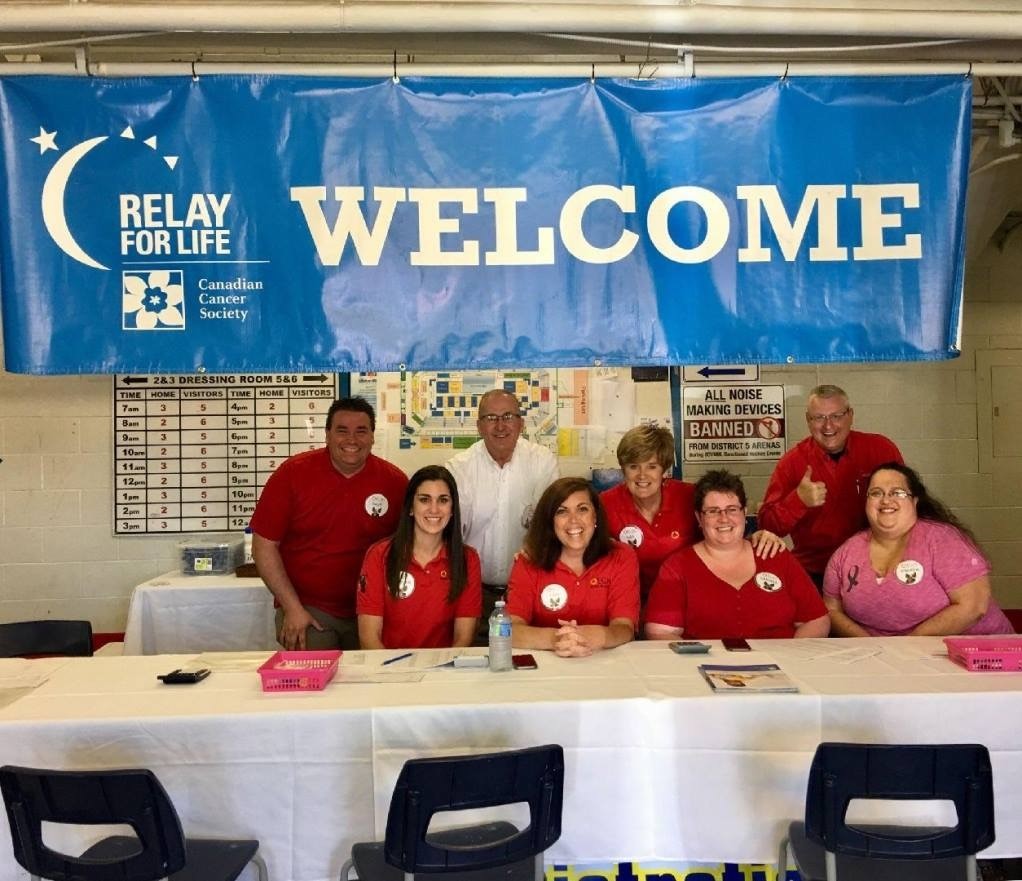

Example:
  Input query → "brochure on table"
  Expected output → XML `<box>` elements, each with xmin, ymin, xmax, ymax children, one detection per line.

<box><xmin>698</xmin><ymin>663</ymin><xmax>799</xmax><ymax>694</ymax></box>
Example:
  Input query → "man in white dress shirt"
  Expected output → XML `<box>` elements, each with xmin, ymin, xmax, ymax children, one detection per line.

<box><xmin>447</xmin><ymin>389</ymin><xmax>559</xmax><ymax>640</ymax></box>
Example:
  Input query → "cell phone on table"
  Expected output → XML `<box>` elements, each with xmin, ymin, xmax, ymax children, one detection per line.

<box><xmin>512</xmin><ymin>654</ymin><xmax>538</xmax><ymax>670</ymax></box>
<box><xmin>157</xmin><ymin>668</ymin><xmax>211</xmax><ymax>684</ymax></box>
<box><xmin>669</xmin><ymin>641</ymin><xmax>710</xmax><ymax>654</ymax></box>
<box><xmin>722</xmin><ymin>637</ymin><xmax>751</xmax><ymax>652</ymax></box>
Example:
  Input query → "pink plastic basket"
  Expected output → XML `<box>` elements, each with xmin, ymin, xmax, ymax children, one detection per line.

<box><xmin>944</xmin><ymin>637</ymin><xmax>1022</xmax><ymax>672</ymax></box>
<box><xmin>258</xmin><ymin>650</ymin><xmax>341</xmax><ymax>692</ymax></box>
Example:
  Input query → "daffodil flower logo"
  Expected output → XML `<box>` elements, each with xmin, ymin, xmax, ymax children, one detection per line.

<box><xmin>122</xmin><ymin>270</ymin><xmax>185</xmax><ymax>330</ymax></box>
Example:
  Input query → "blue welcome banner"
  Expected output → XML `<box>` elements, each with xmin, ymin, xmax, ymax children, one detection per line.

<box><xmin>0</xmin><ymin>75</ymin><xmax>970</xmax><ymax>374</ymax></box>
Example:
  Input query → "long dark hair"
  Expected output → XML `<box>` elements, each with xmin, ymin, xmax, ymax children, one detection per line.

<box><xmin>522</xmin><ymin>476</ymin><xmax>612</xmax><ymax>571</ymax></box>
<box><xmin>867</xmin><ymin>461</ymin><xmax>981</xmax><ymax>548</ymax></box>
<box><xmin>385</xmin><ymin>465</ymin><xmax>468</xmax><ymax>602</ymax></box>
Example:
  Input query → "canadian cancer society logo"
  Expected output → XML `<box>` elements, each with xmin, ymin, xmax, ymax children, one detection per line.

<box><xmin>29</xmin><ymin>122</ymin><xmax>233</xmax><ymax>333</ymax></box>
<box><xmin>122</xmin><ymin>270</ymin><xmax>185</xmax><ymax>330</ymax></box>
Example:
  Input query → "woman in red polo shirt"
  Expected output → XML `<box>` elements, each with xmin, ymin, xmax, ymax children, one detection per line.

<box><xmin>507</xmin><ymin>477</ymin><xmax>640</xmax><ymax>657</ymax></box>
<box><xmin>601</xmin><ymin>425</ymin><xmax>785</xmax><ymax>606</ymax></box>
<box><xmin>357</xmin><ymin>465</ymin><xmax>481</xmax><ymax>649</ymax></box>
<box><xmin>645</xmin><ymin>470</ymin><xmax>829</xmax><ymax>641</ymax></box>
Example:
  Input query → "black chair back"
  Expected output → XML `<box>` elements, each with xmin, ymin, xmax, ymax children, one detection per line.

<box><xmin>384</xmin><ymin>744</ymin><xmax>563</xmax><ymax>873</ymax></box>
<box><xmin>804</xmin><ymin>743</ymin><xmax>995</xmax><ymax>859</ymax></box>
<box><xmin>0</xmin><ymin>620</ymin><xmax>93</xmax><ymax>657</ymax></box>
<box><xmin>0</xmin><ymin>766</ymin><xmax>187</xmax><ymax>881</ymax></box>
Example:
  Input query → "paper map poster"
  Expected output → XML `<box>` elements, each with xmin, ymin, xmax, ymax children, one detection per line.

<box><xmin>351</xmin><ymin>368</ymin><xmax>671</xmax><ymax>473</ymax></box>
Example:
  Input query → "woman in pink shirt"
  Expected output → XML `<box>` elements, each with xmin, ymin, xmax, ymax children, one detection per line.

<box><xmin>824</xmin><ymin>462</ymin><xmax>1014</xmax><ymax>637</ymax></box>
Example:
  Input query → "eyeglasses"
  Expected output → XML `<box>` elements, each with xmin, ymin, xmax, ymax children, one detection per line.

<box><xmin>866</xmin><ymin>488</ymin><xmax>913</xmax><ymax>500</ymax></box>
<box><xmin>808</xmin><ymin>408</ymin><xmax>850</xmax><ymax>426</ymax></box>
<box><xmin>701</xmin><ymin>505</ymin><xmax>745</xmax><ymax>518</ymax></box>
<box><xmin>480</xmin><ymin>412</ymin><xmax>521</xmax><ymax>424</ymax></box>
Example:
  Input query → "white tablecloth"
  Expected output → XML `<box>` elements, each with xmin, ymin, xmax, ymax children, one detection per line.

<box><xmin>122</xmin><ymin>570</ymin><xmax>276</xmax><ymax>654</ymax></box>
<box><xmin>0</xmin><ymin>638</ymin><xmax>1020</xmax><ymax>881</ymax></box>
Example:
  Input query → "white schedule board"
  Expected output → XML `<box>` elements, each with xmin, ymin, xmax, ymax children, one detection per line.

<box><xmin>682</xmin><ymin>384</ymin><xmax>786</xmax><ymax>462</ymax></box>
<box><xmin>113</xmin><ymin>373</ymin><xmax>339</xmax><ymax>534</ymax></box>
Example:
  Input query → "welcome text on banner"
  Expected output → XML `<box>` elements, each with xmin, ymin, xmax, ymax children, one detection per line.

<box><xmin>0</xmin><ymin>75</ymin><xmax>971</xmax><ymax>374</ymax></box>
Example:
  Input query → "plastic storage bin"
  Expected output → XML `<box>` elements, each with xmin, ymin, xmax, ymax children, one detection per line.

<box><xmin>258</xmin><ymin>650</ymin><xmax>341</xmax><ymax>691</ymax></box>
<box><xmin>944</xmin><ymin>636</ymin><xmax>1022</xmax><ymax>672</ymax></box>
<box><xmin>178</xmin><ymin>536</ymin><xmax>244</xmax><ymax>576</ymax></box>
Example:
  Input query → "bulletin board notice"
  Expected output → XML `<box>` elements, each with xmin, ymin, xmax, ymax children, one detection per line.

<box><xmin>113</xmin><ymin>373</ymin><xmax>339</xmax><ymax>535</ymax></box>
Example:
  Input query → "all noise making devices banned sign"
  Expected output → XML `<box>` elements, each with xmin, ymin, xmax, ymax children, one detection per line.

<box><xmin>683</xmin><ymin>384</ymin><xmax>786</xmax><ymax>462</ymax></box>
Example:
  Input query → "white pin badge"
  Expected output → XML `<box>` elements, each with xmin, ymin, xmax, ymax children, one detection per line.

<box><xmin>619</xmin><ymin>526</ymin><xmax>643</xmax><ymax>548</ymax></box>
<box><xmin>365</xmin><ymin>493</ymin><xmax>389</xmax><ymax>518</ymax></box>
<box><xmin>895</xmin><ymin>560</ymin><xmax>924</xmax><ymax>585</ymax></box>
<box><xmin>755</xmin><ymin>572</ymin><xmax>782</xmax><ymax>593</ymax></box>
<box><xmin>397</xmin><ymin>571</ymin><xmax>415</xmax><ymax>599</ymax></box>
<box><xmin>540</xmin><ymin>584</ymin><xmax>568</xmax><ymax>612</ymax></box>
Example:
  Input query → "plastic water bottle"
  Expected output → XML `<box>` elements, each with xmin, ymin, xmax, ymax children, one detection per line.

<box><xmin>488</xmin><ymin>600</ymin><xmax>512</xmax><ymax>672</ymax></box>
<box><xmin>243</xmin><ymin>526</ymin><xmax>254</xmax><ymax>564</ymax></box>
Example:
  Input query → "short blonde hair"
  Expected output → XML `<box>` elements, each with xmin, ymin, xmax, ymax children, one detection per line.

<box><xmin>616</xmin><ymin>425</ymin><xmax>675</xmax><ymax>471</ymax></box>
<box><xmin>807</xmin><ymin>384</ymin><xmax>848</xmax><ymax>406</ymax></box>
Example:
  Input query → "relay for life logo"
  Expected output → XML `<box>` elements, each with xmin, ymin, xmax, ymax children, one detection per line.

<box><xmin>30</xmin><ymin>123</ymin><xmax>236</xmax><ymax>332</ymax></box>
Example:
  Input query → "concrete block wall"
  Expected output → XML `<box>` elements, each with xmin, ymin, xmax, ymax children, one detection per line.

<box><xmin>0</xmin><ymin>375</ymin><xmax>179</xmax><ymax>629</ymax></box>
<box><xmin>2</xmin><ymin>235</ymin><xmax>1021</xmax><ymax>627</ymax></box>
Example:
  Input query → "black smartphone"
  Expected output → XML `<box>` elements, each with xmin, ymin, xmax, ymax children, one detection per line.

<box><xmin>722</xmin><ymin>638</ymin><xmax>751</xmax><ymax>652</ymax></box>
<box><xmin>512</xmin><ymin>654</ymin><xmax>538</xmax><ymax>670</ymax></box>
<box><xmin>157</xmin><ymin>668</ymin><xmax>211</xmax><ymax>684</ymax></box>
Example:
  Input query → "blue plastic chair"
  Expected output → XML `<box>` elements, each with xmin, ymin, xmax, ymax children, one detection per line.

<box><xmin>340</xmin><ymin>744</ymin><xmax>563</xmax><ymax>881</ymax></box>
<box><xmin>779</xmin><ymin>742</ymin><xmax>995</xmax><ymax>881</ymax></box>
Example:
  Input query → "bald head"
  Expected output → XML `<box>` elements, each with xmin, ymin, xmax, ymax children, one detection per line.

<box><xmin>476</xmin><ymin>389</ymin><xmax>523</xmax><ymax>466</ymax></box>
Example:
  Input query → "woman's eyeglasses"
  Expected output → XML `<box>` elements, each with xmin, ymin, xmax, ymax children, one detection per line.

<box><xmin>865</xmin><ymin>488</ymin><xmax>912</xmax><ymax>500</ymax></box>
<box><xmin>480</xmin><ymin>412</ymin><xmax>521</xmax><ymax>423</ymax></box>
<box><xmin>701</xmin><ymin>505</ymin><xmax>745</xmax><ymax>517</ymax></box>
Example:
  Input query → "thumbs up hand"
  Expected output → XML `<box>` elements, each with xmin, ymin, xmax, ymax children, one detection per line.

<box><xmin>797</xmin><ymin>466</ymin><xmax>827</xmax><ymax>508</ymax></box>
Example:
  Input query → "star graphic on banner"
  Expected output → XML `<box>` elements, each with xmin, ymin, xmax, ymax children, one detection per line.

<box><xmin>30</xmin><ymin>127</ymin><xmax>58</xmax><ymax>154</ymax></box>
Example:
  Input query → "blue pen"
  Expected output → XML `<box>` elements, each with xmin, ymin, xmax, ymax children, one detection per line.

<box><xmin>382</xmin><ymin>652</ymin><xmax>413</xmax><ymax>666</ymax></box>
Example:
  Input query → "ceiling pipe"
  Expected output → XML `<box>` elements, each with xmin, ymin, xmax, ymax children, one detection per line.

<box><xmin>94</xmin><ymin>61</ymin><xmax>972</xmax><ymax>76</ymax></box>
<box><xmin>0</xmin><ymin>62</ymin><xmax>77</xmax><ymax>74</ymax></box>
<box><xmin>2</xmin><ymin>3</ymin><xmax>1022</xmax><ymax>40</ymax></box>
<box><xmin>0</xmin><ymin>60</ymin><xmax>1017</xmax><ymax>78</ymax></box>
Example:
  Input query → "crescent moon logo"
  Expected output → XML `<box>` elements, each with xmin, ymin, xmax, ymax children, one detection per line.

<box><xmin>40</xmin><ymin>136</ymin><xmax>109</xmax><ymax>271</ymax></box>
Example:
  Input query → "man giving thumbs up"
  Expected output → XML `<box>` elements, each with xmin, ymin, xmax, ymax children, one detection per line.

<box><xmin>757</xmin><ymin>384</ymin><xmax>902</xmax><ymax>587</ymax></box>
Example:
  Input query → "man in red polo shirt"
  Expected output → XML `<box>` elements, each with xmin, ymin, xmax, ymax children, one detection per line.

<box><xmin>758</xmin><ymin>384</ymin><xmax>903</xmax><ymax>586</ymax></box>
<box><xmin>251</xmin><ymin>397</ymin><xmax>408</xmax><ymax>650</ymax></box>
